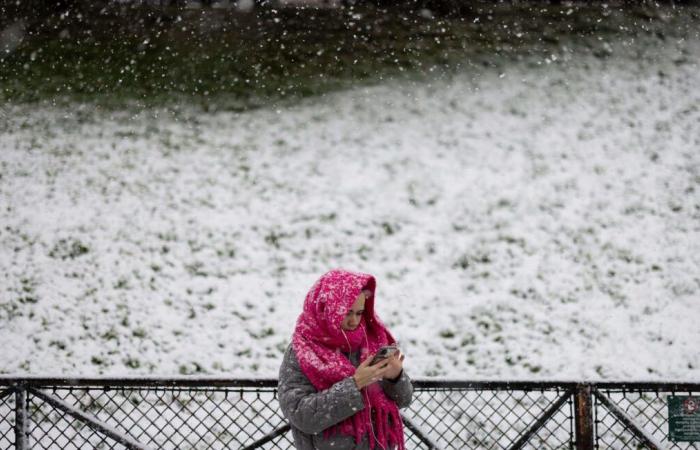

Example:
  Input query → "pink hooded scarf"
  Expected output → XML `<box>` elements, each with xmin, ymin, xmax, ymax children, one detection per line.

<box><xmin>292</xmin><ymin>269</ymin><xmax>405</xmax><ymax>450</ymax></box>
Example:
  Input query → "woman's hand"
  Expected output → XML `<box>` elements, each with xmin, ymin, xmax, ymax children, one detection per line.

<box><xmin>353</xmin><ymin>354</ymin><xmax>392</xmax><ymax>390</ymax></box>
<box><xmin>382</xmin><ymin>351</ymin><xmax>405</xmax><ymax>381</ymax></box>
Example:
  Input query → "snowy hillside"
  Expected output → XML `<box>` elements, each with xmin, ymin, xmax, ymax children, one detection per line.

<box><xmin>1</xmin><ymin>23</ymin><xmax>699</xmax><ymax>380</ymax></box>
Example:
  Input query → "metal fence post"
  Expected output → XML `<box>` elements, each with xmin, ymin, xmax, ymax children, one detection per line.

<box><xmin>574</xmin><ymin>383</ymin><xmax>594</xmax><ymax>450</ymax></box>
<box><xmin>15</xmin><ymin>384</ymin><xmax>28</xmax><ymax>450</ymax></box>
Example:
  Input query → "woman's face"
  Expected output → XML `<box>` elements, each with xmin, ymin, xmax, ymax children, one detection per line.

<box><xmin>341</xmin><ymin>290</ymin><xmax>368</xmax><ymax>331</ymax></box>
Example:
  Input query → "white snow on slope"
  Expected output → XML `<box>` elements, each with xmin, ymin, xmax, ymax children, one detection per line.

<box><xmin>1</xmin><ymin>31</ymin><xmax>699</xmax><ymax>380</ymax></box>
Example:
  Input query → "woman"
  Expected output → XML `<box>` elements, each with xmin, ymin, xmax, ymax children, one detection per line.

<box><xmin>278</xmin><ymin>269</ymin><xmax>413</xmax><ymax>450</ymax></box>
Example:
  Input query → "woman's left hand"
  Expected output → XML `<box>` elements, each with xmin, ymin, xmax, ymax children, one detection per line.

<box><xmin>382</xmin><ymin>351</ymin><xmax>405</xmax><ymax>381</ymax></box>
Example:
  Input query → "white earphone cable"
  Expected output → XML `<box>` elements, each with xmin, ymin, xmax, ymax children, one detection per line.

<box><xmin>360</xmin><ymin>323</ymin><xmax>386</xmax><ymax>450</ymax></box>
<box><xmin>344</xmin><ymin>323</ymin><xmax>387</xmax><ymax>449</ymax></box>
<box><xmin>341</xmin><ymin>328</ymin><xmax>352</xmax><ymax>354</ymax></box>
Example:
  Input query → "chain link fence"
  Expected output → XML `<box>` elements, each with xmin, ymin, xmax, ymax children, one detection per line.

<box><xmin>0</xmin><ymin>388</ymin><xmax>15</xmax><ymax>449</ymax></box>
<box><xmin>0</xmin><ymin>378</ymin><xmax>698</xmax><ymax>449</ymax></box>
<box><xmin>406</xmin><ymin>382</ymin><xmax>573</xmax><ymax>449</ymax></box>
<box><xmin>594</xmin><ymin>384</ymin><xmax>700</xmax><ymax>450</ymax></box>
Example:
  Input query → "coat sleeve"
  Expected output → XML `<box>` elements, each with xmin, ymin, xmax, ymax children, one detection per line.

<box><xmin>278</xmin><ymin>346</ymin><xmax>366</xmax><ymax>435</ymax></box>
<box><xmin>380</xmin><ymin>370</ymin><xmax>413</xmax><ymax>409</ymax></box>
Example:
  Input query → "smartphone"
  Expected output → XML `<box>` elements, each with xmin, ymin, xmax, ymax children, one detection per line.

<box><xmin>371</xmin><ymin>345</ymin><xmax>399</xmax><ymax>365</ymax></box>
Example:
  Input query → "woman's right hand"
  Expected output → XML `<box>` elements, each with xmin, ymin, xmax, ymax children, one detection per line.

<box><xmin>352</xmin><ymin>354</ymin><xmax>391</xmax><ymax>390</ymax></box>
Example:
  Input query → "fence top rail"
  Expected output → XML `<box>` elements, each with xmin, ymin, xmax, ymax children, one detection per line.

<box><xmin>0</xmin><ymin>376</ymin><xmax>698</xmax><ymax>391</ymax></box>
<box><xmin>0</xmin><ymin>376</ymin><xmax>280</xmax><ymax>389</ymax></box>
<box><xmin>593</xmin><ymin>381</ymin><xmax>700</xmax><ymax>392</ymax></box>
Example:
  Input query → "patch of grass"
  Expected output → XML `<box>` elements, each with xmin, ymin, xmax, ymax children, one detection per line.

<box><xmin>114</xmin><ymin>277</ymin><xmax>130</xmax><ymax>289</ymax></box>
<box><xmin>132</xmin><ymin>327</ymin><xmax>148</xmax><ymax>338</ymax></box>
<box><xmin>249</xmin><ymin>327</ymin><xmax>275</xmax><ymax>339</ymax></box>
<box><xmin>48</xmin><ymin>238</ymin><xmax>90</xmax><ymax>259</ymax></box>
<box><xmin>49</xmin><ymin>340</ymin><xmax>67</xmax><ymax>350</ymax></box>
<box><xmin>216</xmin><ymin>243</ymin><xmax>236</xmax><ymax>258</ymax></box>
<box><xmin>125</xmin><ymin>357</ymin><xmax>141</xmax><ymax>369</ymax></box>
<box><xmin>100</xmin><ymin>327</ymin><xmax>119</xmax><ymax>341</ymax></box>
<box><xmin>179</xmin><ymin>361</ymin><xmax>205</xmax><ymax>374</ymax></box>
<box><xmin>184</xmin><ymin>261</ymin><xmax>207</xmax><ymax>277</ymax></box>
<box><xmin>453</xmin><ymin>251</ymin><xmax>491</xmax><ymax>270</ymax></box>
<box><xmin>439</xmin><ymin>329</ymin><xmax>456</xmax><ymax>338</ymax></box>
<box><xmin>265</xmin><ymin>229</ymin><xmax>292</xmax><ymax>248</ymax></box>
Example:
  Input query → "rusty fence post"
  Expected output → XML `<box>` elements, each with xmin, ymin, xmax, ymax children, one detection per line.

<box><xmin>15</xmin><ymin>384</ymin><xmax>28</xmax><ymax>450</ymax></box>
<box><xmin>574</xmin><ymin>383</ymin><xmax>594</xmax><ymax>450</ymax></box>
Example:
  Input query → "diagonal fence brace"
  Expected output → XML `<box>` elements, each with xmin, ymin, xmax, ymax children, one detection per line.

<box><xmin>241</xmin><ymin>423</ymin><xmax>291</xmax><ymax>450</ymax></box>
<box><xmin>593</xmin><ymin>388</ymin><xmax>665</xmax><ymax>450</ymax></box>
<box><xmin>28</xmin><ymin>387</ymin><xmax>154</xmax><ymax>450</ymax></box>
<box><xmin>0</xmin><ymin>388</ymin><xmax>14</xmax><ymax>401</ymax></box>
<box><xmin>509</xmin><ymin>389</ymin><xmax>574</xmax><ymax>450</ymax></box>
<box><xmin>401</xmin><ymin>412</ymin><xmax>444</xmax><ymax>450</ymax></box>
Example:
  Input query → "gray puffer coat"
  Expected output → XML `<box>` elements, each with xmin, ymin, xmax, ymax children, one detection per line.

<box><xmin>278</xmin><ymin>345</ymin><xmax>413</xmax><ymax>450</ymax></box>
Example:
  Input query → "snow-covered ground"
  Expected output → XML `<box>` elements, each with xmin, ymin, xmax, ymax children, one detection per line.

<box><xmin>1</xmin><ymin>26</ymin><xmax>699</xmax><ymax>381</ymax></box>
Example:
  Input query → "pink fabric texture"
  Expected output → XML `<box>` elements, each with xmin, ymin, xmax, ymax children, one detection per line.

<box><xmin>292</xmin><ymin>269</ymin><xmax>405</xmax><ymax>450</ymax></box>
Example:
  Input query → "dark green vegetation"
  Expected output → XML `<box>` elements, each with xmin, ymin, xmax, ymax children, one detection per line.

<box><xmin>1</xmin><ymin>1</ymin><xmax>698</xmax><ymax>110</ymax></box>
